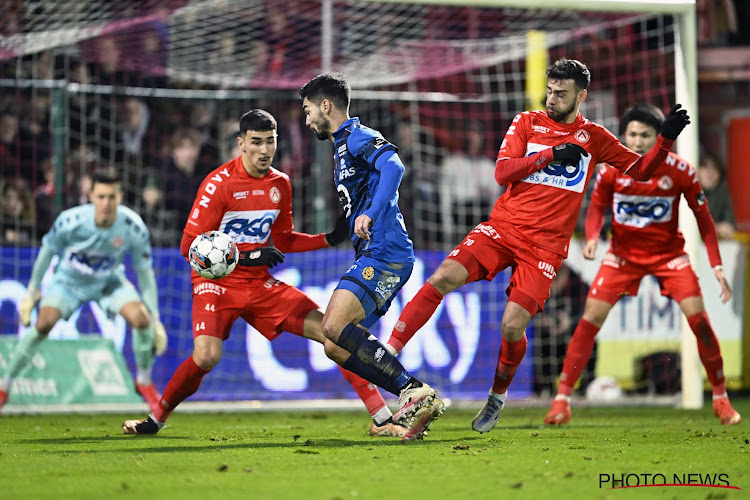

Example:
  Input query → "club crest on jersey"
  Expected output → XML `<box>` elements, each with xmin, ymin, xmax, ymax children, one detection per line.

<box><xmin>269</xmin><ymin>187</ymin><xmax>281</xmax><ymax>203</ymax></box>
<box><xmin>658</xmin><ymin>175</ymin><xmax>673</xmax><ymax>190</ymax></box>
<box><xmin>111</xmin><ymin>236</ymin><xmax>124</xmax><ymax>248</ymax></box>
<box><xmin>574</xmin><ymin>129</ymin><xmax>590</xmax><ymax>143</ymax></box>
<box><xmin>522</xmin><ymin>142</ymin><xmax>591</xmax><ymax>193</ymax></box>
<box><xmin>362</xmin><ymin>266</ymin><xmax>375</xmax><ymax>280</ymax></box>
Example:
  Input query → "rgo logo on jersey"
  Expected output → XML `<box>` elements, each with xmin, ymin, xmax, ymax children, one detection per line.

<box><xmin>66</xmin><ymin>251</ymin><xmax>117</xmax><ymax>275</ymax></box>
<box><xmin>613</xmin><ymin>193</ymin><xmax>675</xmax><ymax>228</ymax></box>
<box><xmin>219</xmin><ymin>209</ymin><xmax>280</xmax><ymax>243</ymax></box>
<box><xmin>521</xmin><ymin>142</ymin><xmax>591</xmax><ymax>193</ymax></box>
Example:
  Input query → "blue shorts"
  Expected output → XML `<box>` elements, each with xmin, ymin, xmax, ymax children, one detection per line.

<box><xmin>40</xmin><ymin>272</ymin><xmax>141</xmax><ymax>321</ymax></box>
<box><xmin>335</xmin><ymin>256</ymin><xmax>413</xmax><ymax>329</ymax></box>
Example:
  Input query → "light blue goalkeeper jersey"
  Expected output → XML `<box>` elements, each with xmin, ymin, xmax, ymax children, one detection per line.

<box><xmin>41</xmin><ymin>204</ymin><xmax>154</xmax><ymax>282</ymax></box>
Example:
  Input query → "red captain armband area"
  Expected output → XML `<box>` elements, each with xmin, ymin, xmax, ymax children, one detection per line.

<box><xmin>495</xmin><ymin>148</ymin><xmax>555</xmax><ymax>186</ymax></box>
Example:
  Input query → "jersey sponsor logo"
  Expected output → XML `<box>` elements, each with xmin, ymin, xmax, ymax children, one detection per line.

<box><xmin>269</xmin><ymin>187</ymin><xmax>281</xmax><ymax>203</ymax></box>
<box><xmin>613</xmin><ymin>193</ymin><xmax>675</xmax><ymax>228</ymax></box>
<box><xmin>666</xmin><ymin>254</ymin><xmax>691</xmax><ymax>271</ymax></box>
<box><xmin>373</xmin><ymin>137</ymin><xmax>387</xmax><ymax>149</ymax></box>
<box><xmin>362</xmin><ymin>266</ymin><xmax>375</xmax><ymax>280</ymax></box>
<box><xmin>521</xmin><ymin>142</ymin><xmax>591</xmax><ymax>193</ymax></box>
<box><xmin>471</xmin><ymin>223</ymin><xmax>502</xmax><ymax>240</ymax></box>
<box><xmin>338</xmin><ymin>166</ymin><xmax>356</xmax><ymax>180</ymax></box>
<box><xmin>233</xmin><ymin>190</ymin><xmax>250</xmax><ymax>199</ymax></box>
<box><xmin>65</xmin><ymin>250</ymin><xmax>117</xmax><ymax>275</ymax></box>
<box><xmin>252</xmin><ymin>190</ymin><xmax>264</xmax><ymax>195</ymax></box>
<box><xmin>658</xmin><ymin>175</ymin><xmax>674</xmax><ymax>190</ymax></box>
<box><xmin>574</xmin><ymin>129</ymin><xmax>590</xmax><ymax>143</ymax></box>
<box><xmin>338</xmin><ymin>144</ymin><xmax>347</xmax><ymax>155</ymax></box>
<box><xmin>197</xmin><ymin>167</ymin><xmax>231</xmax><ymax>211</ymax></box>
<box><xmin>602</xmin><ymin>252</ymin><xmax>625</xmax><ymax>269</ymax></box>
<box><xmin>193</xmin><ymin>282</ymin><xmax>227</xmax><ymax>295</ymax></box>
<box><xmin>538</xmin><ymin>260</ymin><xmax>557</xmax><ymax>280</ymax></box>
<box><xmin>616</xmin><ymin>177</ymin><xmax>633</xmax><ymax>187</ymax></box>
<box><xmin>532</xmin><ymin>125</ymin><xmax>550</xmax><ymax>134</ymax></box>
<box><xmin>219</xmin><ymin>210</ymin><xmax>280</xmax><ymax>243</ymax></box>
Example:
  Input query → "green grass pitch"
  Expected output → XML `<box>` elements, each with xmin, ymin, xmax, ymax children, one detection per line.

<box><xmin>1</xmin><ymin>401</ymin><xmax>748</xmax><ymax>499</ymax></box>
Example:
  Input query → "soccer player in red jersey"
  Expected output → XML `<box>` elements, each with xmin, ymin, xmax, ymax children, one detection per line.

<box><xmin>123</xmin><ymin>109</ymin><xmax>406</xmax><ymax>436</ymax></box>
<box><xmin>384</xmin><ymin>59</ymin><xmax>691</xmax><ymax>433</ymax></box>
<box><xmin>544</xmin><ymin>104</ymin><xmax>740</xmax><ymax>426</ymax></box>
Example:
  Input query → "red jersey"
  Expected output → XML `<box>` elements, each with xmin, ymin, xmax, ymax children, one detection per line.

<box><xmin>493</xmin><ymin>110</ymin><xmax>674</xmax><ymax>256</ymax></box>
<box><xmin>587</xmin><ymin>152</ymin><xmax>722</xmax><ymax>267</ymax></box>
<box><xmin>181</xmin><ymin>157</ymin><xmax>327</xmax><ymax>284</ymax></box>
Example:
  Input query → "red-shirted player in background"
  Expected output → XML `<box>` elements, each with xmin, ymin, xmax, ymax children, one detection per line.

<box><xmin>544</xmin><ymin>104</ymin><xmax>740</xmax><ymax>426</ymax></box>
<box><xmin>123</xmin><ymin>109</ymin><xmax>407</xmax><ymax>436</ymax></box>
<box><xmin>384</xmin><ymin>59</ymin><xmax>691</xmax><ymax>433</ymax></box>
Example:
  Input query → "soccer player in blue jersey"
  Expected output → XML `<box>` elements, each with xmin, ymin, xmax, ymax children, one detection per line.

<box><xmin>0</xmin><ymin>171</ymin><xmax>167</xmax><ymax>413</ymax></box>
<box><xmin>299</xmin><ymin>73</ymin><xmax>444</xmax><ymax>440</ymax></box>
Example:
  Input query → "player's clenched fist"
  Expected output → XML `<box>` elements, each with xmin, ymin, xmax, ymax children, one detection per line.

<box><xmin>238</xmin><ymin>247</ymin><xmax>285</xmax><ymax>268</ymax></box>
<box><xmin>19</xmin><ymin>288</ymin><xmax>41</xmax><ymax>327</ymax></box>
<box><xmin>660</xmin><ymin>104</ymin><xmax>690</xmax><ymax>140</ymax></box>
<box><xmin>552</xmin><ymin>143</ymin><xmax>588</xmax><ymax>166</ymax></box>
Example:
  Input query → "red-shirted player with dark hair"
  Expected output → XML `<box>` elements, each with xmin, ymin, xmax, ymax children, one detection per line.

<box><xmin>544</xmin><ymin>104</ymin><xmax>740</xmax><ymax>426</ymax></box>
<box><xmin>384</xmin><ymin>59</ymin><xmax>691</xmax><ymax>434</ymax></box>
<box><xmin>123</xmin><ymin>109</ymin><xmax>407</xmax><ymax>436</ymax></box>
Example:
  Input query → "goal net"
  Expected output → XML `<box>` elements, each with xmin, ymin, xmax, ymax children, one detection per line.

<box><xmin>2</xmin><ymin>0</ymin><xmax>729</xmax><ymax>411</ymax></box>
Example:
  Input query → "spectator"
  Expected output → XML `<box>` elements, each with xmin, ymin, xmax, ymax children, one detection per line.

<box><xmin>158</xmin><ymin>127</ymin><xmax>205</xmax><ymax>226</ymax></box>
<box><xmin>438</xmin><ymin>120</ymin><xmax>503</xmax><ymax>244</ymax></box>
<box><xmin>33</xmin><ymin>159</ymin><xmax>56</xmax><ymax>234</ymax></box>
<box><xmin>0</xmin><ymin>110</ymin><xmax>21</xmax><ymax>180</ymax></box>
<box><xmin>136</xmin><ymin>177</ymin><xmax>181</xmax><ymax>248</ymax></box>
<box><xmin>698</xmin><ymin>152</ymin><xmax>735</xmax><ymax>240</ymax></box>
<box><xmin>0</xmin><ymin>179</ymin><xmax>36</xmax><ymax>243</ymax></box>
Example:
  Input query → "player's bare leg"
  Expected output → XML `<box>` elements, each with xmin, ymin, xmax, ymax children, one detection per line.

<box><xmin>302</xmin><ymin>309</ymin><xmax>406</xmax><ymax>437</ymax></box>
<box><xmin>545</xmin><ymin>298</ymin><xmax>611</xmax><ymax>426</ymax></box>
<box><xmin>321</xmin><ymin>290</ymin><xmax>444</xmax><ymax>441</ymax></box>
<box><xmin>473</xmin><ymin>300</ymin><xmax>531</xmax><ymax>433</ymax></box>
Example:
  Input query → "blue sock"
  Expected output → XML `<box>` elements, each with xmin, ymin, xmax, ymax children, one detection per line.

<box><xmin>337</xmin><ymin>323</ymin><xmax>413</xmax><ymax>392</ymax></box>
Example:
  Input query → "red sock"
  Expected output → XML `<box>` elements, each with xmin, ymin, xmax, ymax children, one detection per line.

<box><xmin>337</xmin><ymin>365</ymin><xmax>386</xmax><ymax>416</ymax></box>
<box><xmin>558</xmin><ymin>319</ymin><xmax>600</xmax><ymax>397</ymax></box>
<box><xmin>154</xmin><ymin>356</ymin><xmax>210</xmax><ymax>422</ymax></box>
<box><xmin>687</xmin><ymin>312</ymin><xmax>726</xmax><ymax>395</ymax></box>
<box><xmin>491</xmin><ymin>334</ymin><xmax>528</xmax><ymax>394</ymax></box>
<box><xmin>388</xmin><ymin>282</ymin><xmax>443</xmax><ymax>352</ymax></box>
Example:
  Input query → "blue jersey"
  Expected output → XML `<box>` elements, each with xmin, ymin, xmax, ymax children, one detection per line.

<box><xmin>332</xmin><ymin>117</ymin><xmax>414</xmax><ymax>263</ymax></box>
<box><xmin>42</xmin><ymin>204</ymin><xmax>153</xmax><ymax>283</ymax></box>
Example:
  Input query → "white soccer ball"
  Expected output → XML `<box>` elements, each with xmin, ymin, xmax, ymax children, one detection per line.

<box><xmin>585</xmin><ymin>376</ymin><xmax>623</xmax><ymax>402</ymax></box>
<box><xmin>188</xmin><ymin>230</ymin><xmax>238</xmax><ymax>279</ymax></box>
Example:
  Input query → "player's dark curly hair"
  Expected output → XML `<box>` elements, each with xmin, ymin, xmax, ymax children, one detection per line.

<box><xmin>546</xmin><ymin>59</ymin><xmax>591</xmax><ymax>90</ymax></box>
<box><xmin>91</xmin><ymin>169</ymin><xmax>120</xmax><ymax>187</ymax></box>
<box><xmin>239</xmin><ymin>109</ymin><xmax>277</xmax><ymax>135</ymax></box>
<box><xmin>298</xmin><ymin>72</ymin><xmax>351</xmax><ymax>111</ymax></box>
<box><xmin>620</xmin><ymin>104</ymin><xmax>665</xmax><ymax>135</ymax></box>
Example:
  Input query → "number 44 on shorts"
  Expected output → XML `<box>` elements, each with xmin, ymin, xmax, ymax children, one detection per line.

<box><xmin>195</xmin><ymin>322</ymin><xmax>206</xmax><ymax>332</ymax></box>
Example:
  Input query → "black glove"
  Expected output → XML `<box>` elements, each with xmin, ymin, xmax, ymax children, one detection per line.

<box><xmin>552</xmin><ymin>143</ymin><xmax>588</xmax><ymax>166</ymax></box>
<box><xmin>238</xmin><ymin>247</ymin><xmax>285</xmax><ymax>268</ymax></box>
<box><xmin>660</xmin><ymin>104</ymin><xmax>690</xmax><ymax>140</ymax></box>
<box><xmin>325</xmin><ymin>212</ymin><xmax>350</xmax><ymax>247</ymax></box>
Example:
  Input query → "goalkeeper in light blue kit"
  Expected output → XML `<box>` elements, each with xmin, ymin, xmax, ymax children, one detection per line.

<box><xmin>299</xmin><ymin>73</ymin><xmax>444</xmax><ymax>441</ymax></box>
<box><xmin>0</xmin><ymin>170</ymin><xmax>167</xmax><ymax>413</ymax></box>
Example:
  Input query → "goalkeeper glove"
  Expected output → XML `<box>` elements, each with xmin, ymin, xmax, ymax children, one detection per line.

<box><xmin>238</xmin><ymin>247</ymin><xmax>285</xmax><ymax>268</ymax></box>
<box><xmin>660</xmin><ymin>104</ymin><xmax>690</xmax><ymax>140</ymax></box>
<box><xmin>552</xmin><ymin>143</ymin><xmax>588</xmax><ymax>166</ymax></box>
<box><xmin>153</xmin><ymin>320</ymin><xmax>168</xmax><ymax>356</ymax></box>
<box><xmin>325</xmin><ymin>212</ymin><xmax>350</xmax><ymax>247</ymax></box>
<box><xmin>19</xmin><ymin>288</ymin><xmax>41</xmax><ymax>327</ymax></box>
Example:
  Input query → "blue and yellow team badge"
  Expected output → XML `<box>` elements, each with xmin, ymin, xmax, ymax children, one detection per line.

<box><xmin>362</xmin><ymin>266</ymin><xmax>375</xmax><ymax>280</ymax></box>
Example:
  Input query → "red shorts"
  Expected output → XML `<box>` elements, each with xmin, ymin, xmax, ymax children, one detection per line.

<box><xmin>446</xmin><ymin>222</ymin><xmax>563</xmax><ymax>315</ymax></box>
<box><xmin>588</xmin><ymin>252</ymin><xmax>702</xmax><ymax>305</ymax></box>
<box><xmin>191</xmin><ymin>276</ymin><xmax>318</xmax><ymax>341</ymax></box>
